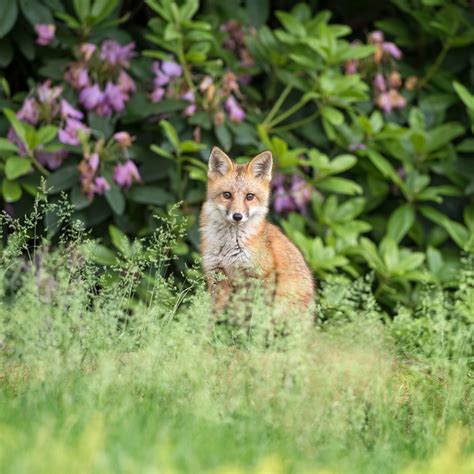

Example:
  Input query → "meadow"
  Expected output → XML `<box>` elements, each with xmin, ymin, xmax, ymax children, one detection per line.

<box><xmin>0</xmin><ymin>206</ymin><xmax>472</xmax><ymax>474</ymax></box>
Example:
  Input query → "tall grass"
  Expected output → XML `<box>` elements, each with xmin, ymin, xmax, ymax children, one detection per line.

<box><xmin>0</xmin><ymin>199</ymin><xmax>472</xmax><ymax>473</ymax></box>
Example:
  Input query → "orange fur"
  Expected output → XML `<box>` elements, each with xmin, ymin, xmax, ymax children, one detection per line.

<box><xmin>200</xmin><ymin>147</ymin><xmax>315</xmax><ymax>314</ymax></box>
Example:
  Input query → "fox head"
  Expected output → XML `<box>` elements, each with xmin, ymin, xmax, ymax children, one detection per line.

<box><xmin>205</xmin><ymin>147</ymin><xmax>273</xmax><ymax>225</ymax></box>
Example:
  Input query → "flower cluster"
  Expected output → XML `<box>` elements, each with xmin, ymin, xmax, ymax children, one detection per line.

<box><xmin>345</xmin><ymin>31</ymin><xmax>417</xmax><ymax>114</ymax></box>
<box><xmin>35</xmin><ymin>24</ymin><xmax>55</xmax><ymax>46</ymax></box>
<box><xmin>272</xmin><ymin>174</ymin><xmax>313</xmax><ymax>214</ymax></box>
<box><xmin>11</xmin><ymin>81</ymin><xmax>89</xmax><ymax>169</ymax></box>
<box><xmin>65</xmin><ymin>40</ymin><xmax>136</xmax><ymax>116</ymax></box>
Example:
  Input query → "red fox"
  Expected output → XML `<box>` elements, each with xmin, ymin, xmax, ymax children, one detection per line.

<box><xmin>200</xmin><ymin>147</ymin><xmax>315</xmax><ymax>314</ymax></box>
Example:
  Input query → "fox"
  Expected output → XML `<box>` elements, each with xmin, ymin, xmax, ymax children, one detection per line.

<box><xmin>200</xmin><ymin>147</ymin><xmax>315</xmax><ymax>315</ymax></box>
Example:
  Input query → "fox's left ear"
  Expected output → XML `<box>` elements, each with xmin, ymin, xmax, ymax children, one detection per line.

<box><xmin>247</xmin><ymin>151</ymin><xmax>273</xmax><ymax>181</ymax></box>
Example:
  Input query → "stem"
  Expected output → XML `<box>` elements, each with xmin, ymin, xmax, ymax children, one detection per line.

<box><xmin>30</xmin><ymin>154</ymin><xmax>50</xmax><ymax>176</ymax></box>
<box><xmin>418</xmin><ymin>42</ymin><xmax>451</xmax><ymax>89</ymax></box>
<box><xmin>272</xmin><ymin>110</ymin><xmax>321</xmax><ymax>133</ymax></box>
<box><xmin>177</xmin><ymin>37</ymin><xmax>194</xmax><ymax>92</ymax></box>
<box><xmin>268</xmin><ymin>97</ymin><xmax>310</xmax><ymax>128</ymax></box>
<box><xmin>262</xmin><ymin>84</ymin><xmax>292</xmax><ymax>126</ymax></box>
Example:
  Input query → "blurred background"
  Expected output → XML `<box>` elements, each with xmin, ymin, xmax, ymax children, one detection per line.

<box><xmin>0</xmin><ymin>0</ymin><xmax>473</xmax><ymax>309</ymax></box>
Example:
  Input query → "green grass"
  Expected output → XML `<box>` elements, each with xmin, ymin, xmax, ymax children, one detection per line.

<box><xmin>0</xmin><ymin>212</ymin><xmax>472</xmax><ymax>473</ymax></box>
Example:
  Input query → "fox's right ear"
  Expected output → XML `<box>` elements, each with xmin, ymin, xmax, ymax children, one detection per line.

<box><xmin>208</xmin><ymin>147</ymin><xmax>234</xmax><ymax>178</ymax></box>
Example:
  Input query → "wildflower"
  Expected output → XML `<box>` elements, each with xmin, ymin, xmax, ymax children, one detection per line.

<box><xmin>225</xmin><ymin>95</ymin><xmax>245</xmax><ymax>123</ymax></box>
<box><xmin>59</xmin><ymin>99</ymin><xmax>83</xmax><ymax>120</ymax></box>
<box><xmin>405</xmin><ymin>76</ymin><xmax>418</xmax><ymax>90</ymax></box>
<box><xmin>113</xmin><ymin>131</ymin><xmax>133</xmax><ymax>148</ymax></box>
<box><xmin>35</xmin><ymin>149</ymin><xmax>68</xmax><ymax>170</ymax></box>
<box><xmin>290</xmin><ymin>175</ymin><xmax>312</xmax><ymax>212</ymax></box>
<box><xmin>222</xmin><ymin>71</ymin><xmax>239</xmax><ymax>94</ymax></box>
<box><xmin>382</xmin><ymin>42</ymin><xmax>402</xmax><ymax>60</ymax></box>
<box><xmin>117</xmin><ymin>70</ymin><xmax>136</xmax><ymax>96</ymax></box>
<box><xmin>65</xmin><ymin>64</ymin><xmax>90</xmax><ymax>90</ymax></box>
<box><xmin>37</xmin><ymin>81</ymin><xmax>63</xmax><ymax>104</ymax></box>
<box><xmin>17</xmin><ymin>98</ymin><xmax>39</xmax><ymax>125</ymax></box>
<box><xmin>100</xmin><ymin>40</ymin><xmax>135</xmax><ymax>67</ymax></box>
<box><xmin>89</xmin><ymin>153</ymin><xmax>99</xmax><ymax>173</ymax></box>
<box><xmin>374</xmin><ymin>73</ymin><xmax>386</xmax><ymax>92</ymax></box>
<box><xmin>388</xmin><ymin>89</ymin><xmax>406</xmax><ymax>108</ymax></box>
<box><xmin>273</xmin><ymin>185</ymin><xmax>295</xmax><ymax>214</ymax></box>
<box><xmin>79</xmin><ymin>84</ymin><xmax>103</xmax><ymax>110</ymax></box>
<box><xmin>58</xmin><ymin>118</ymin><xmax>89</xmax><ymax>146</ymax></box>
<box><xmin>150</xmin><ymin>87</ymin><xmax>165</xmax><ymax>103</ymax></box>
<box><xmin>152</xmin><ymin>62</ymin><xmax>171</xmax><ymax>87</ymax></box>
<box><xmin>35</xmin><ymin>24</ymin><xmax>55</xmax><ymax>46</ymax></box>
<box><xmin>376</xmin><ymin>92</ymin><xmax>392</xmax><ymax>114</ymax></box>
<box><xmin>79</xmin><ymin>43</ymin><xmax>97</xmax><ymax>61</ymax></box>
<box><xmin>368</xmin><ymin>31</ymin><xmax>384</xmax><ymax>44</ymax></box>
<box><xmin>182</xmin><ymin>90</ymin><xmax>196</xmax><ymax>117</ymax></box>
<box><xmin>388</xmin><ymin>71</ymin><xmax>402</xmax><ymax>89</ymax></box>
<box><xmin>104</xmin><ymin>81</ymin><xmax>126</xmax><ymax>113</ymax></box>
<box><xmin>213</xmin><ymin>111</ymin><xmax>225</xmax><ymax>127</ymax></box>
<box><xmin>93</xmin><ymin>177</ymin><xmax>110</xmax><ymax>194</ymax></box>
<box><xmin>113</xmin><ymin>160</ymin><xmax>141</xmax><ymax>188</ymax></box>
<box><xmin>161</xmin><ymin>60</ymin><xmax>182</xmax><ymax>77</ymax></box>
<box><xmin>345</xmin><ymin>59</ymin><xmax>358</xmax><ymax>75</ymax></box>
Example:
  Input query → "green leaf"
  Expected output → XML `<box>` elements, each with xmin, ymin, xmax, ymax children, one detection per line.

<box><xmin>426</xmin><ymin>122</ymin><xmax>464</xmax><ymax>152</ymax></box>
<box><xmin>246</xmin><ymin>0</ymin><xmax>269</xmax><ymax>27</ymax></box>
<box><xmin>317</xmin><ymin>177</ymin><xmax>362</xmax><ymax>195</ymax></box>
<box><xmin>19</xmin><ymin>0</ymin><xmax>54</xmax><ymax>25</ymax></box>
<box><xmin>5</xmin><ymin>156</ymin><xmax>32</xmax><ymax>180</ymax></box>
<box><xmin>215</xmin><ymin>124</ymin><xmax>232</xmax><ymax>151</ymax></box>
<box><xmin>91</xmin><ymin>0</ymin><xmax>119</xmax><ymax>22</ymax></box>
<box><xmin>108</xmin><ymin>224</ymin><xmax>130</xmax><ymax>256</ymax></box>
<box><xmin>0</xmin><ymin>138</ymin><xmax>19</xmax><ymax>153</ymax></box>
<box><xmin>87</xmin><ymin>243</ymin><xmax>117</xmax><ymax>265</ymax></box>
<box><xmin>386</xmin><ymin>205</ymin><xmax>415</xmax><ymax>243</ymax></box>
<box><xmin>36</xmin><ymin>125</ymin><xmax>58</xmax><ymax>145</ymax></box>
<box><xmin>367</xmin><ymin>149</ymin><xmax>404</xmax><ymax>188</ymax></box>
<box><xmin>105</xmin><ymin>184</ymin><xmax>125</xmax><ymax>215</ymax></box>
<box><xmin>321</xmin><ymin>107</ymin><xmax>344</xmax><ymax>126</ymax></box>
<box><xmin>0</xmin><ymin>0</ymin><xmax>18</xmax><ymax>38</ymax></box>
<box><xmin>160</xmin><ymin>119</ymin><xmax>179</xmax><ymax>150</ymax></box>
<box><xmin>276</xmin><ymin>11</ymin><xmax>306</xmax><ymax>37</ymax></box>
<box><xmin>46</xmin><ymin>165</ymin><xmax>78</xmax><ymax>194</ymax></box>
<box><xmin>2</xmin><ymin>179</ymin><xmax>22</xmax><ymax>202</ymax></box>
<box><xmin>150</xmin><ymin>144</ymin><xmax>174</xmax><ymax>159</ymax></box>
<box><xmin>453</xmin><ymin>81</ymin><xmax>474</xmax><ymax>110</ymax></box>
<box><xmin>73</xmin><ymin>0</ymin><xmax>91</xmax><ymax>21</ymax></box>
<box><xmin>127</xmin><ymin>186</ymin><xmax>173</xmax><ymax>206</ymax></box>
<box><xmin>3</xmin><ymin>108</ymin><xmax>27</xmax><ymax>147</ymax></box>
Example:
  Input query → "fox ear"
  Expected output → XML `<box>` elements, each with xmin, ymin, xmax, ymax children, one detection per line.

<box><xmin>208</xmin><ymin>147</ymin><xmax>234</xmax><ymax>178</ymax></box>
<box><xmin>247</xmin><ymin>151</ymin><xmax>273</xmax><ymax>181</ymax></box>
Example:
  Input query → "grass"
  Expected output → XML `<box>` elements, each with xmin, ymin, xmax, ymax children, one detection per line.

<box><xmin>0</xmin><ymin>205</ymin><xmax>472</xmax><ymax>473</ymax></box>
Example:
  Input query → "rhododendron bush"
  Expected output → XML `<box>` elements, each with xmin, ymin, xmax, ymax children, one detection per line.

<box><xmin>0</xmin><ymin>0</ymin><xmax>473</xmax><ymax>307</ymax></box>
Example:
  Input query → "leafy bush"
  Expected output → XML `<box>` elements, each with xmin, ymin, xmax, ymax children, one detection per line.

<box><xmin>0</xmin><ymin>0</ymin><xmax>474</xmax><ymax>306</ymax></box>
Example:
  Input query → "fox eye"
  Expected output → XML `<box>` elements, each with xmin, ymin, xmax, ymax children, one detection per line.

<box><xmin>223</xmin><ymin>192</ymin><xmax>232</xmax><ymax>199</ymax></box>
<box><xmin>246</xmin><ymin>193</ymin><xmax>255</xmax><ymax>201</ymax></box>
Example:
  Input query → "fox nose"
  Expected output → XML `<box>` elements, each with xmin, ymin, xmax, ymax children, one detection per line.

<box><xmin>232</xmin><ymin>213</ymin><xmax>243</xmax><ymax>222</ymax></box>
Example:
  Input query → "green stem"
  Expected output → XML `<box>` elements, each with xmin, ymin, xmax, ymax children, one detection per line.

<box><xmin>177</xmin><ymin>38</ymin><xmax>194</xmax><ymax>92</ymax></box>
<box><xmin>262</xmin><ymin>84</ymin><xmax>292</xmax><ymax>126</ymax></box>
<box><xmin>267</xmin><ymin>97</ymin><xmax>309</xmax><ymax>129</ymax></box>
<box><xmin>30</xmin><ymin>154</ymin><xmax>50</xmax><ymax>176</ymax></box>
<box><xmin>418</xmin><ymin>42</ymin><xmax>451</xmax><ymax>89</ymax></box>
<box><xmin>272</xmin><ymin>110</ymin><xmax>321</xmax><ymax>133</ymax></box>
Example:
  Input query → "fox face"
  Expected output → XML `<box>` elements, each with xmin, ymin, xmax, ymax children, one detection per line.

<box><xmin>205</xmin><ymin>147</ymin><xmax>273</xmax><ymax>225</ymax></box>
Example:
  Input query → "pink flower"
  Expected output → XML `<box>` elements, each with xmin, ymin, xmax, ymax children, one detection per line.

<box><xmin>382</xmin><ymin>42</ymin><xmax>402</xmax><ymax>60</ymax></box>
<box><xmin>93</xmin><ymin>177</ymin><xmax>110</xmax><ymax>194</ymax></box>
<box><xmin>117</xmin><ymin>70</ymin><xmax>136</xmax><ymax>96</ymax></box>
<box><xmin>60</xmin><ymin>99</ymin><xmax>83</xmax><ymax>120</ymax></box>
<box><xmin>35</xmin><ymin>24</ymin><xmax>55</xmax><ymax>46</ymax></box>
<box><xmin>17</xmin><ymin>98</ymin><xmax>39</xmax><ymax>125</ymax></box>
<box><xmin>290</xmin><ymin>175</ymin><xmax>312</xmax><ymax>212</ymax></box>
<box><xmin>37</xmin><ymin>81</ymin><xmax>63</xmax><ymax>104</ymax></box>
<box><xmin>113</xmin><ymin>131</ymin><xmax>133</xmax><ymax>148</ymax></box>
<box><xmin>58</xmin><ymin>118</ymin><xmax>89</xmax><ymax>146</ymax></box>
<box><xmin>150</xmin><ymin>87</ymin><xmax>165</xmax><ymax>103</ymax></box>
<box><xmin>225</xmin><ymin>95</ymin><xmax>245</xmax><ymax>123</ymax></box>
<box><xmin>79</xmin><ymin>84</ymin><xmax>103</xmax><ymax>110</ymax></box>
<box><xmin>104</xmin><ymin>81</ymin><xmax>126</xmax><ymax>113</ymax></box>
<box><xmin>369</xmin><ymin>31</ymin><xmax>384</xmax><ymax>44</ymax></box>
<box><xmin>376</xmin><ymin>92</ymin><xmax>392</xmax><ymax>114</ymax></box>
<box><xmin>100</xmin><ymin>40</ymin><xmax>135</xmax><ymax>67</ymax></box>
<box><xmin>161</xmin><ymin>60</ymin><xmax>182</xmax><ymax>77</ymax></box>
<box><xmin>65</xmin><ymin>64</ymin><xmax>90</xmax><ymax>90</ymax></box>
<box><xmin>79</xmin><ymin>43</ymin><xmax>97</xmax><ymax>61</ymax></box>
<box><xmin>373</xmin><ymin>73</ymin><xmax>386</xmax><ymax>92</ymax></box>
<box><xmin>89</xmin><ymin>153</ymin><xmax>99</xmax><ymax>173</ymax></box>
<box><xmin>153</xmin><ymin>71</ymin><xmax>170</xmax><ymax>87</ymax></box>
<box><xmin>181</xmin><ymin>90</ymin><xmax>196</xmax><ymax>117</ymax></box>
<box><xmin>113</xmin><ymin>160</ymin><xmax>141</xmax><ymax>188</ymax></box>
<box><xmin>345</xmin><ymin>60</ymin><xmax>358</xmax><ymax>75</ymax></box>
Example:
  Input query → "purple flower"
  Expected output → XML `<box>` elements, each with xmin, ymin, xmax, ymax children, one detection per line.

<box><xmin>58</xmin><ymin>118</ymin><xmax>89</xmax><ymax>146</ymax></box>
<box><xmin>348</xmin><ymin>143</ymin><xmax>367</xmax><ymax>152</ymax></box>
<box><xmin>37</xmin><ymin>81</ymin><xmax>63</xmax><ymax>104</ymax></box>
<box><xmin>89</xmin><ymin>153</ymin><xmax>99</xmax><ymax>173</ymax></box>
<box><xmin>100</xmin><ymin>40</ymin><xmax>135</xmax><ymax>67</ymax></box>
<box><xmin>373</xmin><ymin>73</ymin><xmax>386</xmax><ymax>92</ymax></box>
<box><xmin>153</xmin><ymin>71</ymin><xmax>170</xmax><ymax>87</ymax></box>
<box><xmin>182</xmin><ymin>90</ymin><xmax>197</xmax><ymax>117</ymax></box>
<box><xmin>79</xmin><ymin>84</ymin><xmax>103</xmax><ymax>110</ymax></box>
<box><xmin>161</xmin><ymin>60</ymin><xmax>182</xmax><ymax>77</ymax></box>
<box><xmin>290</xmin><ymin>175</ymin><xmax>312</xmax><ymax>211</ymax></box>
<box><xmin>117</xmin><ymin>70</ymin><xmax>136</xmax><ymax>96</ymax></box>
<box><xmin>79</xmin><ymin>43</ymin><xmax>97</xmax><ymax>61</ymax></box>
<box><xmin>113</xmin><ymin>160</ymin><xmax>141</xmax><ymax>188</ymax></box>
<box><xmin>60</xmin><ymin>99</ymin><xmax>83</xmax><ymax>120</ymax></box>
<box><xmin>273</xmin><ymin>186</ymin><xmax>296</xmax><ymax>214</ymax></box>
<box><xmin>225</xmin><ymin>95</ymin><xmax>245</xmax><ymax>123</ymax></box>
<box><xmin>150</xmin><ymin>87</ymin><xmax>165</xmax><ymax>103</ymax></box>
<box><xmin>7</xmin><ymin>129</ymin><xmax>27</xmax><ymax>155</ymax></box>
<box><xmin>104</xmin><ymin>81</ymin><xmax>126</xmax><ymax>114</ymax></box>
<box><xmin>35</xmin><ymin>24</ymin><xmax>55</xmax><ymax>46</ymax></box>
<box><xmin>369</xmin><ymin>31</ymin><xmax>384</xmax><ymax>43</ymax></box>
<box><xmin>17</xmin><ymin>98</ymin><xmax>39</xmax><ymax>125</ymax></box>
<box><xmin>93</xmin><ymin>177</ymin><xmax>110</xmax><ymax>195</ymax></box>
<box><xmin>382</xmin><ymin>42</ymin><xmax>402</xmax><ymax>60</ymax></box>
<box><xmin>113</xmin><ymin>132</ymin><xmax>133</xmax><ymax>148</ymax></box>
<box><xmin>345</xmin><ymin>60</ymin><xmax>358</xmax><ymax>75</ymax></box>
<box><xmin>35</xmin><ymin>149</ymin><xmax>68</xmax><ymax>170</ymax></box>
<box><xmin>65</xmin><ymin>64</ymin><xmax>90</xmax><ymax>90</ymax></box>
